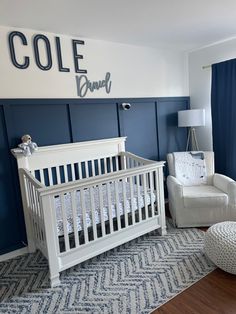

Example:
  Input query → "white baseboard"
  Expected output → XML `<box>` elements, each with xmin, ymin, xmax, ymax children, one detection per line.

<box><xmin>0</xmin><ymin>246</ymin><xmax>28</xmax><ymax>262</ymax></box>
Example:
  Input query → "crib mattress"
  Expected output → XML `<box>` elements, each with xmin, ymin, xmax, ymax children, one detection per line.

<box><xmin>55</xmin><ymin>182</ymin><xmax>156</xmax><ymax>236</ymax></box>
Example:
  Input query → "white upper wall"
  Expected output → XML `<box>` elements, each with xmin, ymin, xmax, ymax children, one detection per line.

<box><xmin>0</xmin><ymin>26</ymin><xmax>189</xmax><ymax>99</ymax></box>
<box><xmin>189</xmin><ymin>38</ymin><xmax>236</xmax><ymax>150</ymax></box>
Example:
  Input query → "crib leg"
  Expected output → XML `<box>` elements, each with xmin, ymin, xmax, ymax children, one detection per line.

<box><xmin>27</xmin><ymin>237</ymin><xmax>36</xmax><ymax>253</ymax></box>
<box><xmin>50</xmin><ymin>272</ymin><xmax>61</xmax><ymax>288</ymax></box>
<box><xmin>27</xmin><ymin>242</ymin><xmax>36</xmax><ymax>253</ymax></box>
<box><xmin>158</xmin><ymin>225</ymin><xmax>167</xmax><ymax>236</ymax></box>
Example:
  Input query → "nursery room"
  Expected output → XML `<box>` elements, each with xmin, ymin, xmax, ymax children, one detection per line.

<box><xmin>0</xmin><ymin>0</ymin><xmax>236</xmax><ymax>313</ymax></box>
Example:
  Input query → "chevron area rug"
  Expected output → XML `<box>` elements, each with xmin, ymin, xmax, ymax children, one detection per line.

<box><xmin>0</xmin><ymin>223</ymin><xmax>215</xmax><ymax>313</ymax></box>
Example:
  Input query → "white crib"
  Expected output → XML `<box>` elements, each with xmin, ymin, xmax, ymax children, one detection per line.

<box><xmin>12</xmin><ymin>137</ymin><xmax>166</xmax><ymax>287</ymax></box>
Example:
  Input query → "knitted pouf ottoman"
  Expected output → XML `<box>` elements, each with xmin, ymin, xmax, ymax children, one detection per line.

<box><xmin>204</xmin><ymin>221</ymin><xmax>236</xmax><ymax>274</ymax></box>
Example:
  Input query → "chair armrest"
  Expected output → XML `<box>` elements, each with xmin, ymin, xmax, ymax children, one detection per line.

<box><xmin>213</xmin><ymin>173</ymin><xmax>236</xmax><ymax>205</ymax></box>
<box><xmin>228</xmin><ymin>181</ymin><xmax>236</xmax><ymax>205</ymax></box>
<box><xmin>213</xmin><ymin>173</ymin><xmax>234</xmax><ymax>194</ymax></box>
<box><xmin>167</xmin><ymin>175</ymin><xmax>183</xmax><ymax>198</ymax></box>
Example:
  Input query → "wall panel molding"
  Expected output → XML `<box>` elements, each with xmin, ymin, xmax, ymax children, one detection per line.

<box><xmin>0</xmin><ymin>96</ymin><xmax>189</xmax><ymax>255</ymax></box>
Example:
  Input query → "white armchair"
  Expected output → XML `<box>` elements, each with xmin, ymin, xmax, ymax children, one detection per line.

<box><xmin>167</xmin><ymin>151</ymin><xmax>236</xmax><ymax>227</ymax></box>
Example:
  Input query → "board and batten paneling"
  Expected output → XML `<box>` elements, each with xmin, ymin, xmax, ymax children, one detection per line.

<box><xmin>69</xmin><ymin>101</ymin><xmax>119</xmax><ymax>142</ymax></box>
<box><xmin>4</xmin><ymin>103</ymin><xmax>72</xmax><ymax>148</ymax></box>
<box><xmin>118</xmin><ymin>100</ymin><xmax>159</xmax><ymax>160</ymax></box>
<box><xmin>157</xmin><ymin>98</ymin><xmax>189</xmax><ymax>161</ymax></box>
<box><xmin>0</xmin><ymin>97</ymin><xmax>189</xmax><ymax>255</ymax></box>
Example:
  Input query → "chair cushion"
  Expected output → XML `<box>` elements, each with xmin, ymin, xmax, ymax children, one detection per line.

<box><xmin>183</xmin><ymin>185</ymin><xmax>228</xmax><ymax>208</ymax></box>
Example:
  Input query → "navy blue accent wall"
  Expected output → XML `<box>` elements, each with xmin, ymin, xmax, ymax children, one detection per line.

<box><xmin>0</xmin><ymin>97</ymin><xmax>189</xmax><ymax>255</ymax></box>
<box><xmin>118</xmin><ymin>100</ymin><xmax>159</xmax><ymax>160</ymax></box>
<box><xmin>70</xmin><ymin>102</ymin><xmax>119</xmax><ymax>142</ymax></box>
<box><xmin>157</xmin><ymin>98</ymin><xmax>189</xmax><ymax>161</ymax></box>
<box><xmin>0</xmin><ymin>106</ymin><xmax>22</xmax><ymax>254</ymax></box>
<box><xmin>4</xmin><ymin>104</ymin><xmax>72</xmax><ymax>147</ymax></box>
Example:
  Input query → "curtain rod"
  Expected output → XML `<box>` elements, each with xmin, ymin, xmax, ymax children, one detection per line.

<box><xmin>202</xmin><ymin>64</ymin><xmax>212</xmax><ymax>70</ymax></box>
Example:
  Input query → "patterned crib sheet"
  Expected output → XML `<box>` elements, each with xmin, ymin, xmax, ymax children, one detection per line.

<box><xmin>55</xmin><ymin>181</ymin><xmax>156</xmax><ymax>236</ymax></box>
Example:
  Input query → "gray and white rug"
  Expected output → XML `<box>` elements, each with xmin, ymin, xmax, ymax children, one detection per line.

<box><xmin>0</xmin><ymin>222</ymin><xmax>215</xmax><ymax>313</ymax></box>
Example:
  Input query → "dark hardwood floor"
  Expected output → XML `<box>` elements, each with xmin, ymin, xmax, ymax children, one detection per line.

<box><xmin>152</xmin><ymin>208</ymin><xmax>236</xmax><ymax>314</ymax></box>
<box><xmin>152</xmin><ymin>268</ymin><xmax>236</xmax><ymax>314</ymax></box>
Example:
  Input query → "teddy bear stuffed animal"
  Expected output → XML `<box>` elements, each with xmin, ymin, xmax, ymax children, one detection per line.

<box><xmin>18</xmin><ymin>134</ymin><xmax>38</xmax><ymax>156</ymax></box>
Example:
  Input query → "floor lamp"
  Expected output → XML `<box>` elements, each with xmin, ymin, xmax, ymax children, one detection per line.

<box><xmin>178</xmin><ymin>109</ymin><xmax>205</xmax><ymax>151</ymax></box>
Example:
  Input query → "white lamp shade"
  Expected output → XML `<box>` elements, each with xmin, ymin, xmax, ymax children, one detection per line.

<box><xmin>178</xmin><ymin>109</ymin><xmax>205</xmax><ymax>127</ymax></box>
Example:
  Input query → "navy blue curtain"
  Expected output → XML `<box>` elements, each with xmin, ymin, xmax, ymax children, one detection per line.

<box><xmin>211</xmin><ymin>58</ymin><xmax>236</xmax><ymax>179</ymax></box>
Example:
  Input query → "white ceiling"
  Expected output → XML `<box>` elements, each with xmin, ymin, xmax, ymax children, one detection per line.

<box><xmin>1</xmin><ymin>0</ymin><xmax>236</xmax><ymax>51</ymax></box>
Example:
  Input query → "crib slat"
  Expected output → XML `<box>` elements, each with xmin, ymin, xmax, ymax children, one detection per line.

<box><xmin>136</xmin><ymin>174</ymin><xmax>142</xmax><ymax>222</ymax></box>
<box><xmin>71</xmin><ymin>164</ymin><xmax>76</xmax><ymax>181</ymax></box>
<box><xmin>36</xmin><ymin>190</ymin><xmax>47</xmax><ymax>248</ymax></box>
<box><xmin>32</xmin><ymin>186</ymin><xmax>42</xmax><ymax>242</ymax></box>
<box><xmin>98</xmin><ymin>159</ymin><xmax>102</xmax><ymax>175</ymax></box>
<box><xmin>48</xmin><ymin>168</ymin><xmax>53</xmax><ymax>186</ymax></box>
<box><xmin>26</xmin><ymin>180</ymin><xmax>37</xmax><ymax>239</ymax></box>
<box><xmin>60</xmin><ymin>194</ymin><xmax>70</xmax><ymax>251</ymax></box>
<box><xmin>56</xmin><ymin>166</ymin><xmax>61</xmax><ymax>184</ymax></box>
<box><xmin>149</xmin><ymin>172</ymin><xmax>155</xmax><ymax>217</ymax></box>
<box><xmin>128</xmin><ymin>157</ymin><xmax>132</xmax><ymax>169</ymax></box>
<box><xmin>90</xmin><ymin>187</ymin><xmax>97</xmax><ymax>240</ymax></box>
<box><xmin>109</xmin><ymin>157</ymin><xmax>113</xmax><ymax>173</ymax></box>
<box><xmin>31</xmin><ymin>184</ymin><xmax>41</xmax><ymax>243</ymax></box>
<box><xmin>114</xmin><ymin>180</ymin><xmax>121</xmax><ymax>231</ymax></box>
<box><xmin>64</xmin><ymin>165</ymin><xmax>68</xmax><ymax>183</ymax></box>
<box><xmin>143</xmin><ymin>173</ymin><xmax>148</xmax><ymax>219</ymax></box>
<box><xmin>78</xmin><ymin>162</ymin><xmax>82</xmax><ymax>179</ymax></box>
<box><xmin>71</xmin><ymin>190</ymin><xmax>79</xmax><ymax>248</ymax></box>
<box><xmin>121</xmin><ymin>155</ymin><xmax>126</xmax><ymax>170</ymax></box>
<box><xmin>104</xmin><ymin>158</ymin><xmax>107</xmax><ymax>174</ymax></box>
<box><xmin>130</xmin><ymin>158</ymin><xmax>134</xmax><ymax>169</ymax></box>
<box><xmin>98</xmin><ymin>184</ymin><xmax>106</xmax><ymax>237</ymax></box>
<box><xmin>129</xmin><ymin>176</ymin><xmax>135</xmax><ymax>225</ymax></box>
<box><xmin>28</xmin><ymin>181</ymin><xmax>37</xmax><ymax>240</ymax></box>
<box><xmin>91</xmin><ymin>160</ymin><xmax>95</xmax><ymax>177</ymax></box>
<box><xmin>107</xmin><ymin>182</ymin><xmax>114</xmax><ymax>233</ymax></box>
<box><xmin>39</xmin><ymin>169</ymin><xmax>45</xmax><ymax>185</ymax></box>
<box><xmin>80</xmin><ymin>189</ymin><xmax>89</xmax><ymax>244</ymax></box>
<box><xmin>155</xmin><ymin>170</ymin><xmax>161</xmax><ymax>216</ymax></box>
<box><xmin>125</xmin><ymin>156</ymin><xmax>129</xmax><ymax>169</ymax></box>
<box><xmin>157</xmin><ymin>168</ymin><xmax>165</xmax><ymax>221</ymax></box>
<box><xmin>35</xmin><ymin>188</ymin><xmax>45</xmax><ymax>244</ymax></box>
<box><xmin>85</xmin><ymin>161</ymin><xmax>89</xmax><ymax>178</ymax></box>
<box><xmin>122</xmin><ymin>179</ymin><xmax>128</xmax><ymax>227</ymax></box>
<box><xmin>115</xmin><ymin>156</ymin><xmax>119</xmax><ymax>172</ymax></box>
<box><xmin>33</xmin><ymin>189</ymin><xmax>42</xmax><ymax>242</ymax></box>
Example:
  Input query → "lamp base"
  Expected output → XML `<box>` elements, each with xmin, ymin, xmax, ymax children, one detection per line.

<box><xmin>186</xmin><ymin>127</ymin><xmax>199</xmax><ymax>151</ymax></box>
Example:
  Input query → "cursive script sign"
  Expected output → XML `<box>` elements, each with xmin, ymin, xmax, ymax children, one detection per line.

<box><xmin>76</xmin><ymin>72</ymin><xmax>112</xmax><ymax>98</ymax></box>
